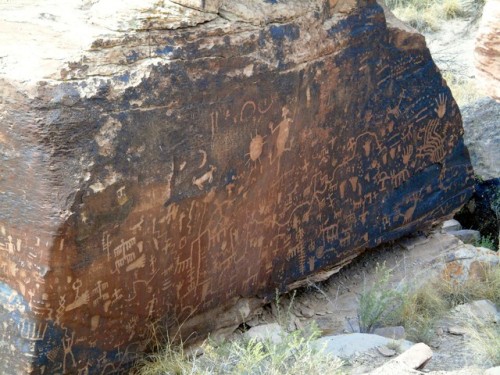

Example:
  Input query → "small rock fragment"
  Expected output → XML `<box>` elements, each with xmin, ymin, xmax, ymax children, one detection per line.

<box><xmin>300</xmin><ymin>306</ymin><xmax>315</xmax><ymax>318</ymax></box>
<box><xmin>377</xmin><ymin>345</ymin><xmax>397</xmax><ymax>357</ymax></box>
<box><xmin>442</xmin><ymin>219</ymin><xmax>462</xmax><ymax>232</ymax></box>
<box><xmin>397</xmin><ymin>343</ymin><xmax>433</xmax><ymax>370</ymax></box>
<box><xmin>448</xmin><ymin>326</ymin><xmax>467</xmax><ymax>335</ymax></box>
<box><xmin>244</xmin><ymin>323</ymin><xmax>283</xmax><ymax>344</ymax></box>
<box><xmin>369</xmin><ymin>343</ymin><xmax>433</xmax><ymax>374</ymax></box>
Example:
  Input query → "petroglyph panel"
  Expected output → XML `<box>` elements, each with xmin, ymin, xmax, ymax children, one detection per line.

<box><xmin>0</xmin><ymin>0</ymin><xmax>474</xmax><ymax>373</ymax></box>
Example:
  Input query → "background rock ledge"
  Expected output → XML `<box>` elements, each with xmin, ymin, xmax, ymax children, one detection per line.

<box><xmin>0</xmin><ymin>0</ymin><xmax>474</xmax><ymax>373</ymax></box>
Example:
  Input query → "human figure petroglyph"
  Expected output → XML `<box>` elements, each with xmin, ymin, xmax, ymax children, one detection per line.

<box><xmin>269</xmin><ymin>106</ymin><xmax>293</xmax><ymax>171</ymax></box>
<box><xmin>149</xmin><ymin>254</ymin><xmax>157</xmax><ymax>274</ymax></box>
<box><xmin>62</xmin><ymin>329</ymin><xmax>76</xmax><ymax>373</ymax></box>
<box><xmin>72</xmin><ymin>279</ymin><xmax>82</xmax><ymax>299</ymax></box>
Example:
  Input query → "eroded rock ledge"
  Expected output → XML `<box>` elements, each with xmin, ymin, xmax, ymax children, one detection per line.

<box><xmin>0</xmin><ymin>0</ymin><xmax>474</xmax><ymax>373</ymax></box>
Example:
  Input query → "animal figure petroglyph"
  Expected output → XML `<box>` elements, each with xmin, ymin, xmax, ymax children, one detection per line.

<box><xmin>249</xmin><ymin>134</ymin><xmax>264</xmax><ymax>162</ymax></box>
<box><xmin>192</xmin><ymin>165</ymin><xmax>216</xmax><ymax>190</ymax></box>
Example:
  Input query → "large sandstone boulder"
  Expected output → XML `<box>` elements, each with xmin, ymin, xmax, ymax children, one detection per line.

<box><xmin>0</xmin><ymin>0</ymin><xmax>474</xmax><ymax>373</ymax></box>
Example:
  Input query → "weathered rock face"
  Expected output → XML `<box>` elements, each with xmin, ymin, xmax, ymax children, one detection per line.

<box><xmin>475</xmin><ymin>0</ymin><xmax>500</xmax><ymax>102</ymax></box>
<box><xmin>0</xmin><ymin>0</ymin><xmax>474</xmax><ymax>373</ymax></box>
<box><xmin>461</xmin><ymin>98</ymin><xmax>500</xmax><ymax>180</ymax></box>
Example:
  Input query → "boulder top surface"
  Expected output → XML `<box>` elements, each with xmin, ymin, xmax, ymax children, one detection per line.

<box><xmin>0</xmin><ymin>0</ymin><xmax>341</xmax><ymax>87</ymax></box>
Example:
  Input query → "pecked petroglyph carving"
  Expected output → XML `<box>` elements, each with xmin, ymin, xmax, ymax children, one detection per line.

<box><xmin>192</xmin><ymin>165</ymin><xmax>217</xmax><ymax>190</ymax></box>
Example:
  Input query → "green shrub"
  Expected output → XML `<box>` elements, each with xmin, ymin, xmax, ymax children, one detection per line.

<box><xmin>357</xmin><ymin>263</ymin><xmax>403</xmax><ymax>333</ymax></box>
<box><xmin>475</xmin><ymin>236</ymin><xmax>496</xmax><ymax>251</ymax></box>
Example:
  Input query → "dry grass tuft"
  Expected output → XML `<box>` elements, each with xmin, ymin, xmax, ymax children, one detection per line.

<box><xmin>465</xmin><ymin>319</ymin><xmax>500</xmax><ymax>367</ymax></box>
<box><xmin>397</xmin><ymin>283</ymin><xmax>449</xmax><ymax>343</ymax></box>
<box><xmin>442</xmin><ymin>71</ymin><xmax>482</xmax><ymax>107</ymax></box>
<box><xmin>436</xmin><ymin>264</ymin><xmax>500</xmax><ymax>307</ymax></box>
<box><xmin>386</xmin><ymin>0</ymin><xmax>484</xmax><ymax>32</ymax></box>
<box><xmin>441</xmin><ymin>0</ymin><xmax>466</xmax><ymax>18</ymax></box>
<box><xmin>392</xmin><ymin>5</ymin><xmax>440</xmax><ymax>32</ymax></box>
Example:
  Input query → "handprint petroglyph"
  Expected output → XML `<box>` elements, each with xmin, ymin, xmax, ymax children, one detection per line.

<box><xmin>435</xmin><ymin>93</ymin><xmax>447</xmax><ymax>119</ymax></box>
